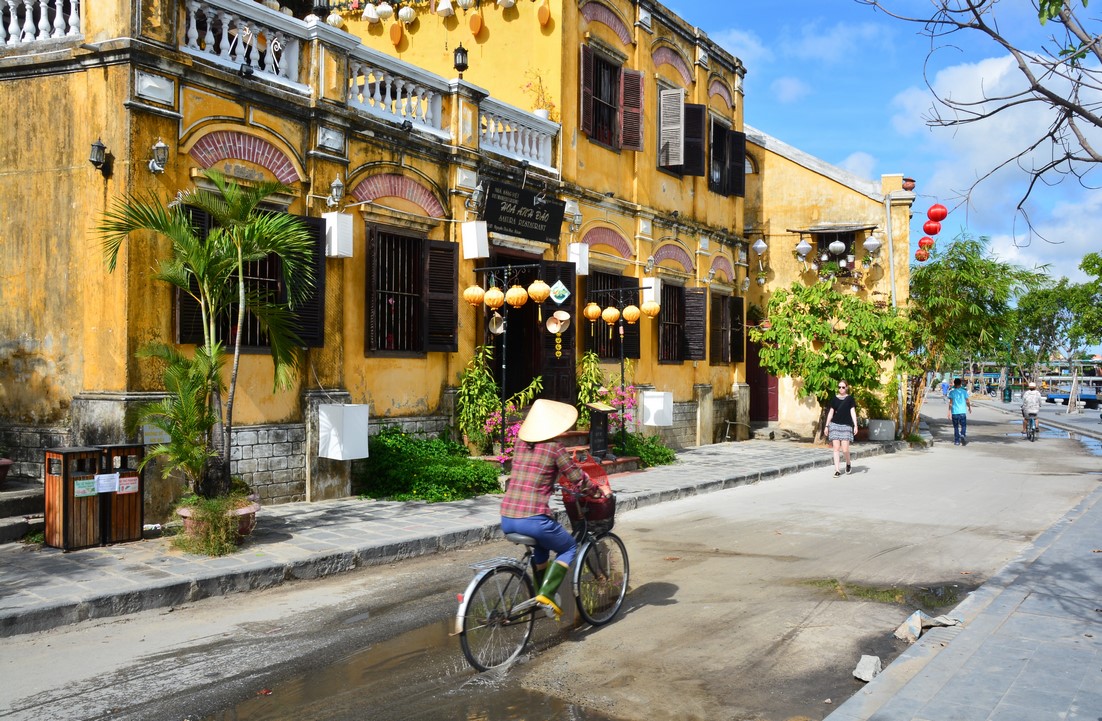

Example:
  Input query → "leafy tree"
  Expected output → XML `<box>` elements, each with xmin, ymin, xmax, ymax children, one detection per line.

<box><xmin>748</xmin><ymin>282</ymin><xmax>915</xmax><ymax>436</ymax></box>
<box><xmin>908</xmin><ymin>232</ymin><xmax>1046</xmax><ymax>431</ymax></box>
<box><xmin>1017</xmin><ymin>278</ymin><xmax>1100</xmax><ymax>412</ymax></box>
<box><xmin>100</xmin><ymin>171</ymin><xmax>316</xmax><ymax>497</ymax></box>
<box><xmin>860</xmin><ymin>0</ymin><xmax>1102</xmax><ymax>222</ymax></box>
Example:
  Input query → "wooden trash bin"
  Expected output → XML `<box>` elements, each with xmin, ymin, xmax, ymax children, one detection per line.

<box><xmin>99</xmin><ymin>445</ymin><xmax>144</xmax><ymax>544</ymax></box>
<box><xmin>44</xmin><ymin>447</ymin><xmax>102</xmax><ymax>551</ymax></box>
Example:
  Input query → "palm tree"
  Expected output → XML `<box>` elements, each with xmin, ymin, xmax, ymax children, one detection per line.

<box><xmin>101</xmin><ymin>170</ymin><xmax>316</xmax><ymax>497</ymax></box>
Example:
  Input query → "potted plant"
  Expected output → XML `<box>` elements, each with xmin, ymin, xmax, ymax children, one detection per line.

<box><xmin>522</xmin><ymin>70</ymin><xmax>558</xmax><ymax>121</ymax></box>
<box><xmin>173</xmin><ymin>478</ymin><xmax>260</xmax><ymax>556</ymax></box>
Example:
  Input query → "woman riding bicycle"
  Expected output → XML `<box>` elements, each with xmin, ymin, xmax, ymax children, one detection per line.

<box><xmin>1021</xmin><ymin>381</ymin><xmax>1042</xmax><ymax>435</ymax></box>
<box><xmin>500</xmin><ymin>399</ymin><xmax>610</xmax><ymax>619</ymax></box>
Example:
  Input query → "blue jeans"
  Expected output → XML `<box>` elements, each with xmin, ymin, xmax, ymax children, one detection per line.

<box><xmin>501</xmin><ymin>514</ymin><xmax>577</xmax><ymax>567</ymax></box>
<box><xmin>951</xmin><ymin>413</ymin><xmax>967</xmax><ymax>442</ymax></box>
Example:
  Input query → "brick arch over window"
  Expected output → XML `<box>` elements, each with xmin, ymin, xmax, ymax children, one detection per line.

<box><xmin>580</xmin><ymin>1</ymin><xmax>632</xmax><ymax>45</ymax></box>
<box><xmin>654</xmin><ymin>242</ymin><xmax>694</xmax><ymax>273</ymax></box>
<box><xmin>653</xmin><ymin>46</ymin><xmax>693</xmax><ymax>87</ymax></box>
<box><xmin>581</xmin><ymin>226</ymin><xmax>632</xmax><ymax>258</ymax></box>
<box><xmin>351</xmin><ymin>174</ymin><xmax>446</xmax><ymax>217</ymax></box>
<box><xmin>709</xmin><ymin>255</ymin><xmax>735</xmax><ymax>282</ymax></box>
<box><xmin>188</xmin><ymin>131</ymin><xmax>300</xmax><ymax>184</ymax></box>
<box><xmin>708</xmin><ymin>78</ymin><xmax>733</xmax><ymax>109</ymax></box>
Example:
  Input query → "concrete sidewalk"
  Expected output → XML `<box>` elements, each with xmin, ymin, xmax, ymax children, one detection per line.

<box><xmin>0</xmin><ymin>434</ymin><xmax>907</xmax><ymax>638</ymax></box>
<box><xmin>827</xmin><ymin>399</ymin><xmax>1102</xmax><ymax>721</ymax></box>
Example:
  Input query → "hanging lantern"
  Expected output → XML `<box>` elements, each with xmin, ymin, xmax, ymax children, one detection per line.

<box><xmin>462</xmin><ymin>284</ymin><xmax>485</xmax><ymax>307</ymax></box>
<box><xmin>923</xmin><ymin>220</ymin><xmax>941</xmax><ymax>236</ymax></box>
<box><xmin>436</xmin><ymin>0</ymin><xmax>454</xmax><ymax>16</ymax></box>
<box><xmin>483</xmin><ymin>286</ymin><xmax>505</xmax><ymax>309</ymax></box>
<box><xmin>820</xmin><ymin>252</ymin><xmax>829</xmax><ymax>262</ymax></box>
<box><xmin>828</xmin><ymin>239</ymin><xmax>846</xmax><ymax>256</ymax></box>
<box><xmin>918</xmin><ymin>236</ymin><xmax>935</xmax><ymax>250</ymax></box>
<box><xmin>397</xmin><ymin>4</ymin><xmax>415</xmax><ymax>22</ymax></box>
<box><xmin>795</xmin><ymin>239</ymin><xmax>812</xmax><ymax>258</ymax></box>
<box><xmin>362</xmin><ymin>3</ymin><xmax>380</xmax><ymax>22</ymax></box>
<box><xmin>505</xmin><ymin>285</ymin><xmax>529</xmax><ymax>308</ymax></box>
<box><xmin>375</xmin><ymin>1</ymin><xmax>393</xmax><ymax>19</ymax></box>
<box><xmin>601</xmin><ymin>306</ymin><xmax>620</xmax><ymax>326</ymax></box>
<box><xmin>752</xmin><ymin>238</ymin><xmax>768</xmax><ymax>256</ymax></box>
<box><xmin>915</xmin><ymin>248</ymin><xmax>930</xmax><ymax>262</ymax></box>
<box><xmin>455</xmin><ymin>0</ymin><xmax>475</xmax><ymax>8</ymax></box>
<box><xmin>622</xmin><ymin>305</ymin><xmax>641</xmax><ymax>324</ymax></box>
<box><xmin>839</xmin><ymin>259</ymin><xmax>848</xmax><ymax>269</ymax></box>
<box><xmin>927</xmin><ymin>204</ymin><xmax>948</xmax><ymax>222</ymax></box>
<box><xmin>583</xmin><ymin>301</ymin><xmax>603</xmax><ymax>322</ymax></box>
<box><xmin>640</xmin><ymin>299</ymin><xmax>660</xmax><ymax>318</ymax></box>
<box><xmin>526</xmin><ymin>278</ymin><xmax>550</xmax><ymax>320</ymax></box>
<box><xmin>497</xmin><ymin>0</ymin><xmax>516</xmax><ymax>6</ymax></box>
<box><xmin>863</xmin><ymin>234</ymin><xmax>882</xmax><ymax>255</ymax></box>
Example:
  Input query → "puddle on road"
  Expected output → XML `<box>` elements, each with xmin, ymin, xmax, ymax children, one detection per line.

<box><xmin>205</xmin><ymin>617</ymin><xmax>617</xmax><ymax>721</ymax></box>
<box><xmin>804</xmin><ymin>579</ymin><xmax>973</xmax><ymax>614</ymax></box>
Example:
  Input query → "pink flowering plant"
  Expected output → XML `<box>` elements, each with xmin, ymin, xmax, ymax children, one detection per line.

<box><xmin>482</xmin><ymin>404</ymin><xmax>524</xmax><ymax>463</ymax></box>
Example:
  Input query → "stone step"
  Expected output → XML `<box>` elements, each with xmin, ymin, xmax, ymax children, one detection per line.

<box><xmin>0</xmin><ymin>479</ymin><xmax>46</xmax><ymax>544</ymax></box>
<box><xmin>0</xmin><ymin>514</ymin><xmax>44</xmax><ymax>544</ymax></box>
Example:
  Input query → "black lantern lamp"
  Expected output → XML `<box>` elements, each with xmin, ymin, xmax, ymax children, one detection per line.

<box><xmin>453</xmin><ymin>43</ymin><xmax>469</xmax><ymax>79</ymax></box>
<box><xmin>89</xmin><ymin>139</ymin><xmax>107</xmax><ymax>169</ymax></box>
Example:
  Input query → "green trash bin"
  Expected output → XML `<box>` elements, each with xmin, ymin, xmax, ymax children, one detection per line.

<box><xmin>1003</xmin><ymin>387</ymin><xmax>1012</xmax><ymax>403</ymax></box>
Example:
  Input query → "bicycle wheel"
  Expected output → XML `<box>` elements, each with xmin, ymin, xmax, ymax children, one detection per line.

<box><xmin>1029</xmin><ymin>421</ymin><xmax>1037</xmax><ymax>442</ymax></box>
<box><xmin>459</xmin><ymin>566</ymin><xmax>535</xmax><ymax>671</ymax></box>
<box><xmin>574</xmin><ymin>532</ymin><xmax>629</xmax><ymax>626</ymax></box>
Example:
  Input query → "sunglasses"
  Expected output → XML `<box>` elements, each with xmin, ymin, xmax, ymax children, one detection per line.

<box><xmin>838</xmin><ymin>385</ymin><xmax>847</xmax><ymax>389</ymax></box>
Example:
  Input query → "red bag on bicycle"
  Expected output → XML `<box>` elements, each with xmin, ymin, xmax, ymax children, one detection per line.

<box><xmin>561</xmin><ymin>452</ymin><xmax>615</xmax><ymax>532</ymax></box>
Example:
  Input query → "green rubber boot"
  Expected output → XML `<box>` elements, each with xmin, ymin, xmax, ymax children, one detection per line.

<box><xmin>534</xmin><ymin>560</ymin><xmax>569</xmax><ymax>619</ymax></box>
<box><xmin>531</xmin><ymin>561</ymin><xmax>548</xmax><ymax>589</ymax></box>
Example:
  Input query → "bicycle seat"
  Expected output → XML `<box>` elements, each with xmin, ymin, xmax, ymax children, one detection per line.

<box><xmin>504</xmin><ymin>533</ymin><xmax>539</xmax><ymax>547</ymax></box>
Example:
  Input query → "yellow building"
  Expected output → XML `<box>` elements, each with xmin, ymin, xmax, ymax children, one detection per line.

<box><xmin>0</xmin><ymin>0</ymin><xmax>909</xmax><ymax>516</ymax></box>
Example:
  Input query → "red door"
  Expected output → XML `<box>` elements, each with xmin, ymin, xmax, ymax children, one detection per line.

<box><xmin>746</xmin><ymin>340</ymin><xmax>778</xmax><ymax>422</ymax></box>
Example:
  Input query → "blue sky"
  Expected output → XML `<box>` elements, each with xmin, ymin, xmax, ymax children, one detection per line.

<box><xmin>665</xmin><ymin>0</ymin><xmax>1101</xmax><ymax>285</ymax></box>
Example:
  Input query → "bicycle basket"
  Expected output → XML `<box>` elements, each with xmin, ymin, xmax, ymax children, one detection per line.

<box><xmin>562</xmin><ymin>455</ymin><xmax>615</xmax><ymax>533</ymax></box>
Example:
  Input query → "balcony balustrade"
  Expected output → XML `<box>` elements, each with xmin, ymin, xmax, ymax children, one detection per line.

<box><xmin>347</xmin><ymin>45</ymin><xmax>448</xmax><ymax>139</ymax></box>
<box><xmin>2</xmin><ymin>0</ymin><xmax>80</xmax><ymax>45</ymax></box>
<box><xmin>181</xmin><ymin>0</ymin><xmax>304</xmax><ymax>89</ymax></box>
<box><xmin>479</xmin><ymin>97</ymin><xmax>558</xmax><ymax>170</ymax></box>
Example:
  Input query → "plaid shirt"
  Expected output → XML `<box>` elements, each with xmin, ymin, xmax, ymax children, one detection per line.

<box><xmin>501</xmin><ymin>441</ymin><xmax>591</xmax><ymax>519</ymax></box>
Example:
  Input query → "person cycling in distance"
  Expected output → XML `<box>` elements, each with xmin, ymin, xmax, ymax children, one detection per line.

<box><xmin>1021</xmin><ymin>381</ymin><xmax>1042</xmax><ymax>436</ymax></box>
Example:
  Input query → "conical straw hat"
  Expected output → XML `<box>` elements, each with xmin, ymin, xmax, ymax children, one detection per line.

<box><xmin>517</xmin><ymin>399</ymin><xmax>578</xmax><ymax>443</ymax></box>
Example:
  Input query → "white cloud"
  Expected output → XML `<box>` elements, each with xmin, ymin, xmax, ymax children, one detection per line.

<box><xmin>779</xmin><ymin>21</ymin><xmax>886</xmax><ymax>64</ymax></box>
<box><xmin>710</xmin><ymin>28</ymin><xmax>771</xmax><ymax>67</ymax></box>
<box><xmin>839</xmin><ymin>151</ymin><xmax>877</xmax><ymax>179</ymax></box>
<box><xmin>771</xmin><ymin>76</ymin><xmax>811</xmax><ymax>103</ymax></box>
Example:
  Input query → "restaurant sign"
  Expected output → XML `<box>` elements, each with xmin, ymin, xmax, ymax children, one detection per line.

<box><xmin>482</xmin><ymin>181</ymin><xmax>565</xmax><ymax>245</ymax></box>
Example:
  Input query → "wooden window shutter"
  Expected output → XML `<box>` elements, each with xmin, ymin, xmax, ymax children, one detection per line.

<box><xmin>423</xmin><ymin>240</ymin><xmax>458</xmax><ymax>352</ymax></box>
<box><xmin>731</xmin><ymin>295</ymin><xmax>745</xmax><ymax>363</ymax></box>
<box><xmin>291</xmin><ymin>215</ymin><xmax>327</xmax><ymax>348</ymax></box>
<box><xmin>539</xmin><ymin>260</ymin><xmax>577</xmax><ymax>404</ymax></box>
<box><xmin>619</xmin><ymin>69</ymin><xmax>645</xmax><ymax>151</ymax></box>
<box><xmin>681</xmin><ymin>104</ymin><xmax>707</xmax><ymax>177</ymax></box>
<box><xmin>709</xmin><ymin>290</ymin><xmax>727</xmax><ymax>364</ymax></box>
<box><xmin>658</xmin><ymin>87</ymin><xmax>684</xmax><ymax>167</ymax></box>
<box><xmin>176</xmin><ymin>206</ymin><xmax>211</xmax><ymax>345</ymax></box>
<box><xmin>622</xmin><ymin>282</ymin><xmax>641</xmax><ymax>360</ymax></box>
<box><xmin>728</xmin><ymin>130</ymin><xmax>747</xmax><ymax>198</ymax></box>
<box><xmin>683</xmin><ymin>287</ymin><xmax>707</xmax><ymax>361</ymax></box>
<box><xmin>580</xmin><ymin>45</ymin><xmax>595</xmax><ymax>136</ymax></box>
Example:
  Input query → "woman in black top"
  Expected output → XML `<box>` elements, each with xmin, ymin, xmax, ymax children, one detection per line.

<box><xmin>822</xmin><ymin>380</ymin><xmax>858</xmax><ymax>477</ymax></box>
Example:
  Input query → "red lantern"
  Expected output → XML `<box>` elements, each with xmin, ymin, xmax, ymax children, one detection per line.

<box><xmin>923</xmin><ymin>220</ymin><xmax>941</xmax><ymax>236</ymax></box>
<box><xmin>918</xmin><ymin>236</ymin><xmax>935</xmax><ymax>249</ymax></box>
<box><xmin>927</xmin><ymin>204</ymin><xmax>948</xmax><ymax>222</ymax></box>
<box><xmin>915</xmin><ymin>248</ymin><xmax>930</xmax><ymax>262</ymax></box>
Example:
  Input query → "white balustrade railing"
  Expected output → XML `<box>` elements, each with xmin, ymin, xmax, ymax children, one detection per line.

<box><xmin>179</xmin><ymin>0</ymin><xmax>305</xmax><ymax>88</ymax></box>
<box><xmin>478</xmin><ymin>97</ymin><xmax>558</xmax><ymax>170</ymax></box>
<box><xmin>347</xmin><ymin>46</ymin><xmax>449</xmax><ymax>139</ymax></box>
<box><xmin>2</xmin><ymin>0</ymin><xmax>80</xmax><ymax>45</ymax></box>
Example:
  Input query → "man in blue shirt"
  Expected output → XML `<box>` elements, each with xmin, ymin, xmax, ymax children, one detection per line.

<box><xmin>947</xmin><ymin>378</ymin><xmax>972</xmax><ymax>445</ymax></box>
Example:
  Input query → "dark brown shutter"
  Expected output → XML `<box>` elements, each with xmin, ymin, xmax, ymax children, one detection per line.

<box><xmin>580</xmin><ymin>45</ymin><xmax>595</xmax><ymax>137</ymax></box>
<box><xmin>709</xmin><ymin>290</ymin><xmax>726</xmax><ymax>364</ymax></box>
<box><xmin>682</xmin><ymin>104</ymin><xmax>707</xmax><ymax>177</ymax></box>
<box><xmin>176</xmin><ymin>206</ymin><xmax>211</xmax><ymax>345</ymax></box>
<box><xmin>622</xmin><ymin>281</ymin><xmax>641</xmax><ymax>360</ymax></box>
<box><xmin>731</xmin><ymin>295</ymin><xmax>745</xmax><ymax>363</ymax></box>
<box><xmin>540</xmin><ymin>260</ymin><xmax>577</xmax><ymax>404</ymax></box>
<box><xmin>424</xmin><ymin>240</ymin><xmax>458</xmax><ymax>352</ymax></box>
<box><xmin>684</xmin><ymin>287</ymin><xmax>706</xmax><ymax>360</ymax></box>
<box><xmin>364</xmin><ymin>227</ymin><xmax>378</xmax><ymax>354</ymax></box>
<box><xmin>620</xmin><ymin>68</ymin><xmax>644</xmax><ymax>151</ymax></box>
<box><xmin>728</xmin><ymin>130</ymin><xmax>747</xmax><ymax>197</ymax></box>
<box><xmin>291</xmin><ymin>215</ymin><xmax>326</xmax><ymax>348</ymax></box>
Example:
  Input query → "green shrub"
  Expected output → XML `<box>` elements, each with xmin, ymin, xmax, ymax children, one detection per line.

<box><xmin>353</xmin><ymin>427</ymin><xmax>501</xmax><ymax>502</ymax></box>
<box><xmin>172</xmin><ymin>493</ymin><xmax>253</xmax><ymax>557</ymax></box>
<box><xmin>613</xmin><ymin>432</ymin><xmax>676</xmax><ymax>468</ymax></box>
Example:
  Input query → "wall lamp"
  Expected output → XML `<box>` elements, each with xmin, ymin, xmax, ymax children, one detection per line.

<box><xmin>148</xmin><ymin>139</ymin><xmax>169</xmax><ymax>174</ymax></box>
<box><xmin>464</xmin><ymin>182</ymin><xmax>486</xmax><ymax>212</ymax></box>
<box><xmin>644</xmin><ymin>255</ymin><xmax>655</xmax><ymax>274</ymax></box>
<box><xmin>327</xmin><ymin>176</ymin><xmax>344</xmax><ymax>209</ymax></box>
<box><xmin>89</xmin><ymin>139</ymin><xmax>111</xmax><ymax>177</ymax></box>
<box><xmin>453</xmin><ymin>43</ymin><xmax>469</xmax><ymax>79</ymax></box>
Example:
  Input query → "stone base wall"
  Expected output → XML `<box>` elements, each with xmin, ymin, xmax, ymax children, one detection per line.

<box><xmin>0</xmin><ymin>424</ymin><xmax>70</xmax><ymax>484</ymax></box>
<box><xmin>229</xmin><ymin>423</ymin><xmax>308</xmax><ymax>505</ymax></box>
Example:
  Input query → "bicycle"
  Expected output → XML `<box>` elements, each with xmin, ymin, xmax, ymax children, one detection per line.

<box><xmin>455</xmin><ymin>493</ymin><xmax>630</xmax><ymax>672</ymax></box>
<box><xmin>1026</xmin><ymin>413</ymin><xmax>1038</xmax><ymax>442</ymax></box>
